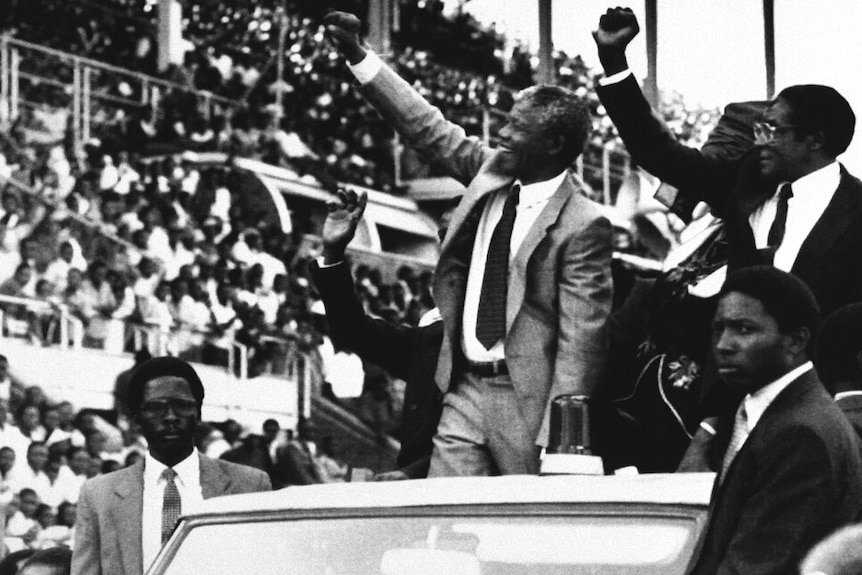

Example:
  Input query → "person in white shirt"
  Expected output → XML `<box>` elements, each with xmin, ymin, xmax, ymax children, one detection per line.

<box><xmin>71</xmin><ymin>356</ymin><xmax>271</xmax><ymax>575</ymax></box>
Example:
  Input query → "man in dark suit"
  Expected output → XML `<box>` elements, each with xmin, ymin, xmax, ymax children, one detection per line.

<box><xmin>310</xmin><ymin>189</ymin><xmax>444</xmax><ymax>479</ymax></box>
<box><xmin>690</xmin><ymin>266</ymin><xmax>862</xmax><ymax>575</ymax></box>
<box><xmin>71</xmin><ymin>357</ymin><xmax>271</xmax><ymax>575</ymax></box>
<box><xmin>816</xmin><ymin>302</ymin><xmax>862</xmax><ymax>441</ymax></box>
<box><xmin>593</xmin><ymin>8</ymin><xmax>862</xmax><ymax>319</ymax></box>
<box><xmin>325</xmin><ymin>12</ymin><xmax>613</xmax><ymax>476</ymax></box>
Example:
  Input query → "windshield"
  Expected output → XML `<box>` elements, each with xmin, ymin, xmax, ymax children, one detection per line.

<box><xmin>153</xmin><ymin>506</ymin><xmax>704</xmax><ymax>575</ymax></box>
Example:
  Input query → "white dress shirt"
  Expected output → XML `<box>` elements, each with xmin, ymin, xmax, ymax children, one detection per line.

<box><xmin>461</xmin><ymin>173</ymin><xmax>567</xmax><ymax>362</ymax></box>
<box><xmin>142</xmin><ymin>449</ymin><xmax>204</xmax><ymax>569</ymax></box>
<box><xmin>748</xmin><ymin>162</ymin><xmax>840</xmax><ymax>271</ymax></box>
<box><xmin>741</xmin><ymin>362</ymin><xmax>813</xmax><ymax>437</ymax></box>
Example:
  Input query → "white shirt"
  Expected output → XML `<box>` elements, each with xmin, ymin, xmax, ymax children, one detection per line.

<box><xmin>748</xmin><ymin>162</ymin><xmax>840</xmax><ymax>271</ymax></box>
<box><xmin>742</xmin><ymin>362</ymin><xmax>813</xmax><ymax>435</ymax></box>
<box><xmin>461</xmin><ymin>174</ymin><xmax>567</xmax><ymax>362</ymax></box>
<box><xmin>142</xmin><ymin>450</ymin><xmax>204</xmax><ymax>569</ymax></box>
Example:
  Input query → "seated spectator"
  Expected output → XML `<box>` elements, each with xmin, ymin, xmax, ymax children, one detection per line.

<box><xmin>6</xmin><ymin>488</ymin><xmax>41</xmax><ymax>551</ymax></box>
<box><xmin>0</xmin><ymin>446</ymin><xmax>17</xmax><ymax>506</ymax></box>
<box><xmin>78</xmin><ymin>261</ymin><xmax>118</xmax><ymax>348</ymax></box>
<box><xmin>12</xmin><ymin>442</ymin><xmax>50</xmax><ymax>497</ymax></box>
<box><xmin>16</xmin><ymin>546</ymin><xmax>72</xmax><ymax>575</ymax></box>
<box><xmin>16</xmin><ymin>403</ymin><xmax>45</xmax><ymax>442</ymax></box>
<box><xmin>0</xmin><ymin>400</ymin><xmax>31</xmax><ymax>466</ymax></box>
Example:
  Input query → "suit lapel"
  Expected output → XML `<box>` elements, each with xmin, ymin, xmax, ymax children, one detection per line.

<box><xmin>199</xmin><ymin>453</ymin><xmax>231</xmax><ymax>498</ymax></box>
<box><xmin>505</xmin><ymin>175</ymin><xmax>573</xmax><ymax>329</ymax></box>
<box><xmin>113</xmin><ymin>461</ymin><xmax>145</xmax><ymax>575</ymax></box>
<box><xmin>792</xmin><ymin>167</ymin><xmax>862</xmax><ymax>278</ymax></box>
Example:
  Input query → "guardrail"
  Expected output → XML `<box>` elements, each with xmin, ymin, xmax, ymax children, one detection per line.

<box><xmin>0</xmin><ymin>294</ymin><xmax>82</xmax><ymax>350</ymax></box>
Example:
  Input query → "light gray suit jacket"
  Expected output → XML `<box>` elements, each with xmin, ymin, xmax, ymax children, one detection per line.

<box><xmin>360</xmin><ymin>62</ymin><xmax>613</xmax><ymax>445</ymax></box>
<box><xmin>71</xmin><ymin>453</ymin><xmax>271</xmax><ymax>575</ymax></box>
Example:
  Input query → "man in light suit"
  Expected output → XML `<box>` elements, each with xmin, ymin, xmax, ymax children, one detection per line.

<box><xmin>593</xmin><ymin>8</ymin><xmax>862</xmax><ymax>320</ymax></box>
<box><xmin>691</xmin><ymin>266</ymin><xmax>862</xmax><ymax>575</ymax></box>
<box><xmin>325</xmin><ymin>12</ymin><xmax>613</xmax><ymax>476</ymax></box>
<box><xmin>71</xmin><ymin>357</ymin><xmax>271</xmax><ymax>575</ymax></box>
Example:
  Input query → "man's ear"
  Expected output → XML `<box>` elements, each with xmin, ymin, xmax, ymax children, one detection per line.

<box><xmin>546</xmin><ymin>134</ymin><xmax>567</xmax><ymax>158</ymax></box>
<box><xmin>785</xmin><ymin>326</ymin><xmax>811</xmax><ymax>357</ymax></box>
<box><xmin>807</xmin><ymin>130</ymin><xmax>827</xmax><ymax>153</ymax></box>
<box><xmin>855</xmin><ymin>350</ymin><xmax>862</xmax><ymax>375</ymax></box>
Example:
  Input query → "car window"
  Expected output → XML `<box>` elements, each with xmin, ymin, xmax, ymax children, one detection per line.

<box><xmin>153</xmin><ymin>507</ymin><xmax>704</xmax><ymax>575</ymax></box>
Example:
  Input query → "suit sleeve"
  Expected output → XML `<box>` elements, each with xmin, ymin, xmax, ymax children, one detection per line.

<box><xmin>310</xmin><ymin>261</ymin><xmax>422</xmax><ymax>381</ymax></box>
<box><xmin>70</xmin><ymin>480</ymin><xmax>101</xmax><ymax>575</ymax></box>
<box><xmin>597</xmin><ymin>75</ymin><xmax>739</xmax><ymax>216</ymax></box>
<box><xmin>716</xmin><ymin>427</ymin><xmax>844</xmax><ymax>575</ymax></box>
<box><xmin>539</xmin><ymin>215</ymin><xmax>614</xmax><ymax>445</ymax></box>
<box><xmin>358</xmin><ymin>63</ymin><xmax>491</xmax><ymax>187</ymax></box>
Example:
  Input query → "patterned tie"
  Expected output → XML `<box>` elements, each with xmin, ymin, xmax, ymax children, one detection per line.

<box><xmin>719</xmin><ymin>402</ymin><xmax>748</xmax><ymax>484</ymax></box>
<box><xmin>476</xmin><ymin>184</ymin><xmax>520</xmax><ymax>349</ymax></box>
<box><xmin>161</xmin><ymin>467</ymin><xmax>181</xmax><ymax>544</ymax></box>
<box><xmin>759</xmin><ymin>183</ymin><xmax>793</xmax><ymax>264</ymax></box>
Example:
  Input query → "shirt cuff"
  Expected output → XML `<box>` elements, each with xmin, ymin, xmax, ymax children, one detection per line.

<box><xmin>347</xmin><ymin>51</ymin><xmax>383</xmax><ymax>85</ymax></box>
<box><xmin>316</xmin><ymin>256</ymin><xmax>344</xmax><ymax>269</ymax></box>
<box><xmin>598</xmin><ymin>69</ymin><xmax>633</xmax><ymax>86</ymax></box>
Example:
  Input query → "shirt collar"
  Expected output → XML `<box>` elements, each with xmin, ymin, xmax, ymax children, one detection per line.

<box><xmin>144</xmin><ymin>448</ymin><xmax>199</xmax><ymax>487</ymax></box>
<box><xmin>744</xmin><ymin>362</ymin><xmax>813</xmax><ymax>431</ymax></box>
<box><xmin>782</xmin><ymin>161</ymin><xmax>840</xmax><ymax>203</ymax></box>
<box><xmin>515</xmin><ymin>171</ymin><xmax>567</xmax><ymax>209</ymax></box>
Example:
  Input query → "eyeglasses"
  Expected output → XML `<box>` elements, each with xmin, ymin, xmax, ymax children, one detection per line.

<box><xmin>139</xmin><ymin>399</ymin><xmax>198</xmax><ymax>417</ymax></box>
<box><xmin>753</xmin><ymin>121</ymin><xmax>800</xmax><ymax>144</ymax></box>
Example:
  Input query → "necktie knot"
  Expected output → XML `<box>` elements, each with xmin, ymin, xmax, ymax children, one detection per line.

<box><xmin>161</xmin><ymin>467</ymin><xmax>177</xmax><ymax>481</ymax></box>
<box><xmin>506</xmin><ymin>183</ymin><xmax>521</xmax><ymax>208</ymax></box>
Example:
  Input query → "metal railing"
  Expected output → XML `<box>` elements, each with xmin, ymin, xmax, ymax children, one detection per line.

<box><xmin>0</xmin><ymin>294</ymin><xmax>83</xmax><ymax>350</ymax></box>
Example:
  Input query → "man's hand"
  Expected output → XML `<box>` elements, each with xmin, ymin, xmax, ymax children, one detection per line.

<box><xmin>321</xmin><ymin>187</ymin><xmax>368</xmax><ymax>265</ymax></box>
<box><xmin>323</xmin><ymin>11</ymin><xmax>367</xmax><ymax>65</ymax></box>
<box><xmin>591</xmin><ymin>7</ymin><xmax>639</xmax><ymax>76</ymax></box>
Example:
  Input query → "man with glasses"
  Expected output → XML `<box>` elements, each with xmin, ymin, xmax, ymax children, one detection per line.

<box><xmin>592</xmin><ymin>7</ymin><xmax>862</xmax><ymax>319</ymax></box>
<box><xmin>71</xmin><ymin>356</ymin><xmax>271</xmax><ymax>575</ymax></box>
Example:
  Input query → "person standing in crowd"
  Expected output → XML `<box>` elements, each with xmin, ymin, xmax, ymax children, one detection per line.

<box><xmin>310</xmin><ymin>189</ymin><xmax>444</xmax><ymax>479</ymax></box>
<box><xmin>689</xmin><ymin>266</ymin><xmax>862</xmax><ymax>575</ymax></box>
<box><xmin>593</xmin><ymin>7</ymin><xmax>862</xmax><ymax>320</ymax></box>
<box><xmin>71</xmin><ymin>356</ymin><xmax>271</xmax><ymax>575</ymax></box>
<box><xmin>815</xmin><ymin>302</ymin><xmax>862</xmax><ymax>441</ymax></box>
<box><xmin>273</xmin><ymin>418</ymin><xmax>322</xmax><ymax>487</ymax></box>
<box><xmin>325</xmin><ymin>11</ymin><xmax>613</xmax><ymax>476</ymax></box>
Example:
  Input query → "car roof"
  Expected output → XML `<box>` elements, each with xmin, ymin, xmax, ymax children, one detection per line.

<box><xmin>192</xmin><ymin>472</ymin><xmax>715</xmax><ymax>516</ymax></box>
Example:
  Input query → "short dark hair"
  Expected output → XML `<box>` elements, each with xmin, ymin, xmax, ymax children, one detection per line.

<box><xmin>517</xmin><ymin>85</ymin><xmax>590</xmax><ymax>163</ymax></box>
<box><xmin>816</xmin><ymin>302</ymin><xmax>862</xmax><ymax>389</ymax></box>
<box><xmin>776</xmin><ymin>84</ymin><xmax>855</xmax><ymax>157</ymax></box>
<box><xmin>718</xmin><ymin>265</ymin><xmax>821</xmax><ymax>352</ymax></box>
<box><xmin>127</xmin><ymin>356</ymin><xmax>205</xmax><ymax>415</ymax></box>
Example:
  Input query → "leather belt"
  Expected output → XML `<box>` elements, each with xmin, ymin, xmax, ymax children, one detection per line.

<box><xmin>466</xmin><ymin>359</ymin><xmax>509</xmax><ymax>377</ymax></box>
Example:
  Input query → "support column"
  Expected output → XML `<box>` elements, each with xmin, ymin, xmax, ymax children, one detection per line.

<box><xmin>157</xmin><ymin>0</ymin><xmax>184</xmax><ymax>72</ymax></box>
<box><xmin>537</xmin><ymin>0</ymin><xmax>554</xmax><ymax>85</ymax></box>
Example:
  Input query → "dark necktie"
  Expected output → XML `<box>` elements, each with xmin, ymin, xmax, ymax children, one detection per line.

<box><xmin>161</xmin><ymin>467</ymin><xmax>181</xmax><ymax>544</ymax></box>
<box><xmin>476</xmin><ymin>184</ymin><xmax>520</xmax><ymax>349</ymax></box>
<box><xmin>759</xmin><ymin>183</ymin><xmax>793</xmax><ymax>264</ymax></box>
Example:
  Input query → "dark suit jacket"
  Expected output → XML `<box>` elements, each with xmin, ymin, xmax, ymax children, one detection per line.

<box><xmin>71</xmin><ymin>453</ymin><xmax>271</xmax><ymax>575</ymax></box>
<box><xmin>690</xmin><ymin>370</ymin><xmax>862</xmax><ymax>575</ymax></box>
<box><xmin>597</xmin><ymin>75</ymin><xmax>862</xmax><ymax>318</ymax></box>
<box><xmin>310</xmin><ymin>261</ymin><xmax>443</xmax><ymax>478</ymax></box>
<box><xmin>361</xmin><ymin>62</ymin><xmax>614</xmax><ymax>446</ymax></box>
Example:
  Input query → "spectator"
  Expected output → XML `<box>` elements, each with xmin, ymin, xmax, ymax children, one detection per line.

<box><xmin>13</xmin><ymin>442</ymin><xmax>51</xmax><ymax>497</ymax></box>
<box><xmin>17</xmin><ymin>547</ymin><xmax>72</xmax><ymax>575</ymax></box>
<box><xmin>6</xmin><ymin>488</ymin><xmax>41</xmax><ymax>551</ymax></box>
<box><xmin>273</xmin><ymin>418</ymin><xmax>322</xmax><ymax>487</ymax></box>
<box><xmin>0</xmin><ymin>446</ymin><xmax>17</xmax><ymax>506</ymax></box>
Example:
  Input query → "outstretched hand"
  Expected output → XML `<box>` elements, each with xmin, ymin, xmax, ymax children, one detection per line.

<box><xmin>321</xmin><ymin>187</ymin><xmax>368</xmax><ymax>264</ymax></box>
<box><xmin>591</xmin><ymin>7</ymin><xmax>639</xmax><ymax>75</ymax></box>
<box><xmin>323</xmin><ymin>11</ymin><xmax>366</xmax><ymax>64</ymax></box>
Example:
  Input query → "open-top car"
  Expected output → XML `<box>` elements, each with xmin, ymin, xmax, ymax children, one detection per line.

<box><xmin>146</xmin><ymin>472</ymin><xmax>715</xmax><ymax>575</ymax></box>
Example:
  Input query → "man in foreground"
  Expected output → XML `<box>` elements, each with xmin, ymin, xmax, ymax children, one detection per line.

<box><xmin>692</xmin><ymin>266</ymin><xmax>862</xmax><ymax>574</ymax></box>
<box><xmin>72</xmin><ymin>356</ymin><xmax>271</xmax><ymax>575</ymax></box>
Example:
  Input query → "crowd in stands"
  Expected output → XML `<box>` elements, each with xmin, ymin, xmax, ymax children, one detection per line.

<box><xmin>0</xmin><ymin>352</ymin><xmax>348</xmax><ymax>556</ymax></box>
<box><xmin>1</xmin><ymin>0</ymin><xmax>721</xmax><ymax>196</ymax></box>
